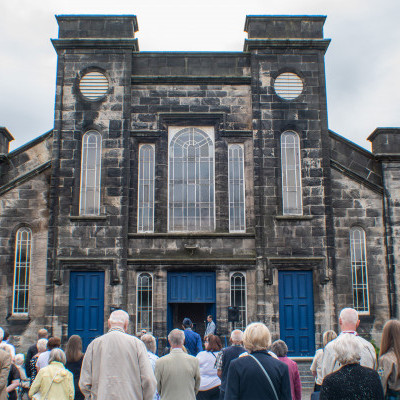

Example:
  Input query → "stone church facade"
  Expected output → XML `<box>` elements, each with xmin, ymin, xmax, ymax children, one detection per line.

<box><xmin>0</xmin><ymin>14</ymin><xmax>399</xmax><ymax>354</ymax></box>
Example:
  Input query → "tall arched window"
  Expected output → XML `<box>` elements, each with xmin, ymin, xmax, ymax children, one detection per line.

<box><xmin>230</xmin><ymin>272</ymin><xmax>247</xmax><ymax>330</ymax></box>
<box><xmin>80</xmin><ymin>131</ymin><xmax>102</xmax><ymax>215</ymax></box>
<box><xmin>281</xmin><ymin>131</ymin><xmax>302</xmax><ymax>215</ymax></box>
<box><xmin>13</xmin><ymin>227</ymin><xmax>32</xmax><ymax>314</ymax></box>
<box><xmin>350</xmin><ymin>227</ymin><xmax>369</xmax><ymax>313</ymax></box>
<box><xmin>138</xmin><ymin>144</ymin><xmax>155</xmax><ymax>232</ymax></box>
<box><xmin>228</xmin><ymin>144</ymin><xmax>245</xmax><ymax>232</ymax></box>
<box><xmin>137</xmin><ymin>273</ymin><xmax>153</xmax><ymax>332</ymax></box>
<box><xmin>168</xmin><ymin>127</ymin><xmax>215</xmax><ymax>232</ymax></box>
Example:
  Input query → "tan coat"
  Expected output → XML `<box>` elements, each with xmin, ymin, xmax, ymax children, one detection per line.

<box><xmin>79</xmin><ymin>327</ymin><xmax>156</xmax><ymax>400</ymax></box>
<box><xmin>155</xmin><ymin>348</ymin><xmax>200</xmax><ymax>400</ymax></box>
<box><xmin>379</xmin><ymin>350</ymin><xmax>400</xmax><ymax>395</ymax></box>
<box><xmin>0</xmin><ymin>348</ymin><xmax>11</xmax><ymax>400</ymax></box>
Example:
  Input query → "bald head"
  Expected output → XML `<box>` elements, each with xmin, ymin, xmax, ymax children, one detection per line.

<box><xmin>108</xmin><ymin>310</ymin><xmax>129</xmax><ymax>331</ymax></box>
<box><xmin>230</xmin><ymin>329</ymin><xmax>243</xmax><ymax>344</ymax></box>
<box><xmin>339</xmin><ymin>308</ymin><xmax>359</xmax><ymax>331</ymax></box>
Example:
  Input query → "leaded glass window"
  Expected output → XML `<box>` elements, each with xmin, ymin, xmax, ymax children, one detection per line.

<box><xmin>168</xmin><ymin>127</ymin><xmax>215</xmax><ymax>232</ymax></box>
<box><xmin>350</xmin><ymin>227</ymin><xmax>369</xmax><ymax>313</ymax></box>
<box><xmin>79</xmin><ymin>131</ymin><xmax>102</xmax><ymax>215</ymax></box>
<box><xmin>138</xmin><ymin>144</ymin><xmax>155</xmax><ymax>232</ymax></box>
<box><xmin>281</xmin><ymin>131</ymin><xmax>302</xmax><ymax>215</ymax></box>
<box><xmin>230</xmin><ymin>272</ymin><xmax>246</xmax><ymax>330</ymax></box>
<box><xmin>137</xmin><ymin>273</ymin><xmax>153</xmax><ymax>332</ymax></box>
<box><xmin>13</xmin><ymin>227</ymin><xmax>32</xmax><ymax>314</ymax></box>
<box><xmin>228</xmin><ymin>144</ymin><xmax>245</xmax><ymax>232</ymax></box>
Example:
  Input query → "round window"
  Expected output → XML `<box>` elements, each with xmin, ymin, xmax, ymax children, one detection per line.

<box><xmin>79</xmin><ymin>71</ymin><xmax>109</xmax><ymax>100</ymax></box>
<box><xmin>274</xmin><ymin>72</ymin><xmax>303</xmax><ymax>100</ymax></box>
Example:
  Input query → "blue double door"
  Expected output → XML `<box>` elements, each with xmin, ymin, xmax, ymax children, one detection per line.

<box><xmin>279</xmin><ymin>270</ymin><xmax>315</xmax><ymax>356</ymax></box>
<box><xmin>68</xmin><ymin>271</ymin><xmax>105</xmax><ymax>350</ymax></box>
<box><xmin>167</xmin><ymin>272</ymin><xmax>216</xmax><ymax>336</ymax></box>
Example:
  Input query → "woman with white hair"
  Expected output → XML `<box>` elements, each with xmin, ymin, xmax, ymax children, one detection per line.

<box><xmin>320</xmin><ymin>333</ymin><xmax>383</xmax><ymax>400</ymax></box>
<box><xmin>29</xmin><ymin>338</ymin><xmax>48</xmax><ymax>386</ymax></box>
<box><xmin>29</xmin><ymin>348</ymin><xmax>74</xmax><ymax>400</ymax></box>
<box><xmin>225</xmin><ymin>322</ymin><xmax>291</xmax><ymax>400</ymax></box>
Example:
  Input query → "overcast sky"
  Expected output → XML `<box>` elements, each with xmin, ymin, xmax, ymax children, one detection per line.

<box><xmin>1</xmin><ymin>0</ymin><xmax>399</xmax><ymax>151</ymax></box>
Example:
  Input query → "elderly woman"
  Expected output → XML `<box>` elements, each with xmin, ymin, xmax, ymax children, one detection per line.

<box><xmin>29</xmin><ymin>348</ymin><xmax>74</xmax><ymax>400</ymax></box>
<box><xmin>320</xmin><ymin>333</ymin><xmax>383</xmax><ymax>400</ymax></box>
<box><xmin>141</xmin><ymin>334</ymin><xmax>160</xmax><ymax>400</ymax></box>
<box><xmin>196</xmin><ymin>334</ymin><xmax>222</xmax><ymax>400</ymax></box>
<box><xmin>0</xmin><ymin>343</ymin><xmax>20</xmax><ymax>400</ymax></box>
<box><xmin>270</xmin><ymin>340</ymin><xmax>301</xmax><ymax>400</ymax></box>
<box><xmin>310</xmin><ymin>330</ymin><xmax>337</xmax><ymax>391</ymax></box>
<box><xmin>29</xmin><ymin>338</ymin><xmax>48</xmax><ymax>385</ymax></box>
<box><xmin>225</xmin><ymin>322</ymin><xmax>291</xmax><ymax>400</ymax></box>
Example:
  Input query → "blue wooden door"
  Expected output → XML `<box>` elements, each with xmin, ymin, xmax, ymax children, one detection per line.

<box><xmin>69</xmin><ymin>271</ymin><xmax>105</xmax><ymax>351</ymax></box>
<box><xmin>279</xmin><ymin>270</ymin><xmax>315</xmax><ymax>356</ymax></box>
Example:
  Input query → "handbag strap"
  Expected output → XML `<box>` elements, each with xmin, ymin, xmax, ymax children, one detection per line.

<box><xmin>248</xmin><ymin>354</ymin><xmax>279</xmax><ymax>400</ymax></box>
<box><xmin>43</xmin><ymin>370</ymin><xmax>60</xmax><ymax>400</ymax></box>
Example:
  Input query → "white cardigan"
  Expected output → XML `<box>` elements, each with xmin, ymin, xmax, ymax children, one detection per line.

<box><xmin>196</xmin><ymin>350</ymin><xmax>221</xmax><ymax>391</ymax></box>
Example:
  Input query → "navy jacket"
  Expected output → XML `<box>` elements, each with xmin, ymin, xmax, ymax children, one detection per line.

<box><xmin>184</xmin><ymin>329</ymin><xmax>203</xmax><ymax>356</ymax></box>
<box><xmin>225</xmin><ymin>350</ymin><xmax>292</xmax><ymax>400</ymax></box>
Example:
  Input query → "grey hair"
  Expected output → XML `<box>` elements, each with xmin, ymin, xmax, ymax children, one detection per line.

<box><xmin>270</xmin><ymin>340</ymin><xmax>288</xmax><ymax>357</ymax></box>
<box><xmin>332</xmin><ymin>333</ymin><xmax>362</xmax><ymax>365</ymax></box>
<box><xmin>168</xmin><ymin>329</ymin><xmax>185</xmax><ymax>347</ymax></box>
<box><xmin>15</xmin><ymin>354</ymin><xmax>24</xmax><ymax>366</ymax></box>
<box><xmin>37</xmin><ymin>338</ymin><xmax>48</xmax><ymax>352</ymax></box>
<box><xmin>339</xmin><ymin>308</ymin><xmax>359</xmax><ymax>326</ymax></box>
<box><xmin>49</xmin><ymin>348</ymin><xmax>67</xmax><ymax>365</ymax></box>
<box><xmin>230</xmin><ymin>329</ymin><xmax>243</xmax><ymax>343</ymax></box>
<box><xmin>0</xmin><ymin>328</ymin><xmax>4</xmax><ymax>342</ymax></box>
<box><xmin>141</xmin><ymin>334</ymin><xmax>156</xmax><ymax>354</ymax></box>
<box><xmin>109</xmin><ymin>310</ymin><xmax>129</xmax><ymax>325</ymax></box>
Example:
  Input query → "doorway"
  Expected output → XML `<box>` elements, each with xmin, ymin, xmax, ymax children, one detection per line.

<box><xmin>167</xmin><ymin>271</ymin><xmax>216</xmax><ymax>336</ymax></box>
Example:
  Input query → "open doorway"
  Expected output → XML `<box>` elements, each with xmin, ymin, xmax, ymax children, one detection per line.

<box><xmin>170</xmin><ymin>303</ymin><xmax>209</xmax><ymax>338</ymax></box>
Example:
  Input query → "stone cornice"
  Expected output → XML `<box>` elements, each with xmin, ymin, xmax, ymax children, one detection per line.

<box><xmin>51</xmin><ymin>38</ymin><xmax>139</xmax><ymax>51</ymax></box>
<box><xmin>131</xmin><ymin>76</ymin><xmax>251</xmax><ymax>85</ymax></box>
<box><xmin>243</xmin><ymin>38</ymin><xmax>330</xmax><ymax>53</ymax></box>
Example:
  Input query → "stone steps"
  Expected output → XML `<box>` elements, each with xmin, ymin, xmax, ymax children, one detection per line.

<box><xmin>292</xmin><ymin>357</ymin><xmax>315</xmax><ymax>390</ymax></box>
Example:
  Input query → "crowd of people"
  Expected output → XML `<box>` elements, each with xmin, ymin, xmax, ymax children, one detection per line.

<box><xmin>0</xmin><ymin>307</ymin><xmax>399</xmax><ymax>399</ymax></box>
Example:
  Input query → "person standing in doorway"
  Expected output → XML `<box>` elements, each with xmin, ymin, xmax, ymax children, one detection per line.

<box><xmin>182</xmin><ymin>318</ymin><xmax>203</xmax><ymax>356</ymax></box>
<box><xmin>204</xmin><ymin>316</ymin><xmax>216</xmax><ymax>339</ymax></box>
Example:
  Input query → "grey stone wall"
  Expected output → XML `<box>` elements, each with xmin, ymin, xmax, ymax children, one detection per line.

<box><xmin>331</xmin><ymin>169</ymin><xmax>390</xmax><ymax>339</ymax></box>
<box><xmin>0</xmin><ymin>134</ymin><xmax>52</xmax><ymax>350</ymax></box>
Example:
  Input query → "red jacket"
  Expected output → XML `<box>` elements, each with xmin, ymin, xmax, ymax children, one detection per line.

<box><xmin>278</xmin><ymin>356</ymin><xmax>302</xmax><ymax>400</ymax></box>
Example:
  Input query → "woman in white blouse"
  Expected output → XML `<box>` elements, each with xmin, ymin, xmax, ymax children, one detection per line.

<box><xmin>196</xmin><ymin>334</ymin><xmax>222</xmax><ymax>400</ymax></box>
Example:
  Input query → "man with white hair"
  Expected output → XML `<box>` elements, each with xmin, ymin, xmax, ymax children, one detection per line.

<box><xmin>215</xmin><ymin>329</ymin><xmax>246</xmax><ymax>400</ymax></box>
<box><xmin>321</xmin><ymin>307</ymin><xmax>377</xmax><ymax>380</ymax></box>
<box><xmin>155</xmin><ymin>329</ymin><xmax>200</xmax><ymax>400</ymax></box>
<box><xmin>79</xmin><ymin>310</ymin><xmax>156</xmax><ymax>400</ymax></box>
<box><xmin>0</xmin><ymin>328</ymin><xmax>11</xmax><ymax>400</ymax></box>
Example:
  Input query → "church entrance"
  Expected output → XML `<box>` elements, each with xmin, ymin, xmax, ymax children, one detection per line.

<box><xmin>167</xmin><ymin>271</ymin><xmax>216</xmax><ymax>337</ymax></box>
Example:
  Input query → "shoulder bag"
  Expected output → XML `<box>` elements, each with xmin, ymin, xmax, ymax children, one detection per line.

<box><xmin>32</xmin><ymin>370</ymin><xmax>60</xmax><ymax>400</ymax></box>
<box><xmin>248</xmin><ymin>354</ymin><xmax>279</xmax><ymax>400</ymax></box>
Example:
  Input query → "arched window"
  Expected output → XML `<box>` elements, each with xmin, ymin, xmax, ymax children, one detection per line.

<box><xmin>13</xmin><ymin>227</ymin><xmax>32</xmax><ymax>314</ymax></box>
<box><xmin>230</xmin><ymin>272</ymin><xmax>247</xmax><ymax>330</ymax></box>
<box><xmin>80</xmin><ymin>131</ymin><xmax>102</xmax><ymax>215</ymax></box>
<box><xmin>350</xmin><ymin>227</ymin><xmax>369</xmax><ymax>313</ymax></box>
<box><xmin>138</xmin><ymin>144</ymin><xmax>155</xmax><ymax>232</ymax></box>
<box><xmin>168</xmin><ymin>127</ymin><xmax>215</xmax><ymax>232</ymax></box>
<box><xmin>137</xmin><ymin>273</ymin><xmax>153</xmax><ymax>332</ymax></box>
<box><xmin>281</xmin><ymin>131</ymin><xmax>302</xmax><ymax>215</ymax></box>
<box><xmin>228</xmin><ymin>144</ymin><xmax>245</xmax><ymax>232</ymax></box>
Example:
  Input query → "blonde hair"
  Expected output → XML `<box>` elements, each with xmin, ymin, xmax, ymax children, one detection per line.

<box><xmin>141</xmin><ymin>334</ymin><xmax>156</xmax><ymax>354</ymax></box>
<box><xmin>323</xmin><ymin>330</ymin><xmax>337</xmax><ymax>347</ymax></box>
<box><xmin>243</xmin><ymin>322</ymin><xmax>271</xmax><ymax>353</ymax></box>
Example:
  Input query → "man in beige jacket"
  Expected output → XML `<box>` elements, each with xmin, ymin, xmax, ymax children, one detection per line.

<box><xmin>0</xmin><ymin>328</ymin><xmax>11</xmax><ymax>400</ymax></box>
<box><xmin>155</xmin><ymin>329</ymin><xmax>200</xmax><ymax>400</ymax></box>
<box><xmin>79</xmin><ymin>310</ymin><xmax>156</xmax><ymax>400</ymax></box>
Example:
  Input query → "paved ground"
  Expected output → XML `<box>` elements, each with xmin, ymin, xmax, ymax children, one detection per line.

<box><xmin>302</xmin><ymin>388</ymin><xmax>314</xmax><ymax>400</ymax></box>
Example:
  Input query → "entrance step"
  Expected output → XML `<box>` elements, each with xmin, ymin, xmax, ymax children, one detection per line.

<box><xmin>291</xmin><ymin>357</ymin><xmax>315</xmax><ymax>391</ymax></box>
